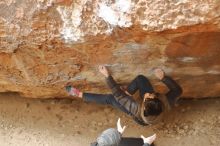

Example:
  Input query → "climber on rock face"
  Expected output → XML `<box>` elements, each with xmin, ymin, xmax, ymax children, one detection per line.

<box><xmin>65</xmin><ymin>65</ymin><xmax>182</xmax><ymax>126</ymax></box>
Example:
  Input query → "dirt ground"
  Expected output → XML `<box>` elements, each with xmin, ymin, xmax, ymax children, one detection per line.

<box><xmin>0</xmin><ymin>93</ymin><xmax>219</xmax><ymax>146</ymax></box>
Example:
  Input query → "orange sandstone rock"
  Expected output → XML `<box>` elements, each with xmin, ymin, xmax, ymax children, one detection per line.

<box><xmin>0</xmin><ymin>0</ymin><xmax>219</xmax><ymax>98</ymax></box>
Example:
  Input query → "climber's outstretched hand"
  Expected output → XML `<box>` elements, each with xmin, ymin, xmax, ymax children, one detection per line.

<box><xmin>154</xmin><ymin>68</ymin><xmax>165</xmax><ymax>80</ymax></box>
<box><xmin>98</xmin><ymin>65</ymin><xmax>110</xmax><ymax>77</ymax></box>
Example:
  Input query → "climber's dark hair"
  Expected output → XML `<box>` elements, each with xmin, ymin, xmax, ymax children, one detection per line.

<box><xmin>144</xmin><ymin>98</ymin><xmax>163</xmax><ymax>116</ymax></box>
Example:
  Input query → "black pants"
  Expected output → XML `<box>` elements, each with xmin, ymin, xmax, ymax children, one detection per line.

<box><xmin>120</xmin><ymin>137</ymin><xmax>151</xmax><ymax>146</ymax></box>
<box><xmin>125</xmin><ymin>75</ymin><xmax>182</xmax><ymax>106</ymax></box>
<box><xmin>83</xmin><ymin>75</ymin><xmax>182</xmax><ymax>110</ymax></box>
<box><xmin>91</xmin><ymin>137</ymin><xmax>151</xmax><ymax>146</ymax></box>
<box><xmin>126</xmin><ymin>75</ymin><xmax>155</xmax><ymax>99</ymax></box>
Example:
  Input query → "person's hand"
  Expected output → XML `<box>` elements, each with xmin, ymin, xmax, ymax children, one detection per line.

<box><xmin>144</xmin><ymin>93</ymin><xmax>155</xmax><ymax>101</ymax></box>
<box><xmin>141</xmin><ymin>134</ymin><xmax>156</xmax><ymax>145</ymax></box>
<box><xmin>154</xmin><ymin>68</ymin><xmax>165</xmax><ymax>80</ymax></box>
<box><xmin>117</xmin><ymin>118</ymin><xmax>126</xmax><ymax>134</ymax></box>
<box><xmin>98</xmin><ymin>65</ymin><xmax>109</xmax><ymax>77</ymax></box>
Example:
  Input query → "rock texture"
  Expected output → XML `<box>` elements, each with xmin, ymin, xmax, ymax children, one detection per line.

<box><xmin>0</xmin><ymin>0</ymin><xmax>220</xmax><ymax>98</ymax></box>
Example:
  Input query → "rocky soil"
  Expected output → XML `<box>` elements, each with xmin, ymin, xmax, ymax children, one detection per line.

<box><xmin>0</xmin><ymin>93</ymin><xmax>219</xmax><ymax>146</ymax></box>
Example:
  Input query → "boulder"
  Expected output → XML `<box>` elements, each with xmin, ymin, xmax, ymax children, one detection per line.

<box><xmin>0</xmin><ymin>0</ymin><xmax>220</xmax><ymax>98</ymax></box>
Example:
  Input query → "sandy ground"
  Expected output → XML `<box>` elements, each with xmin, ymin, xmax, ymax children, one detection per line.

<box><xmin>0</xmin><ymin>93</ymin><xmax>219</xmax><ymax>146</ymax></box>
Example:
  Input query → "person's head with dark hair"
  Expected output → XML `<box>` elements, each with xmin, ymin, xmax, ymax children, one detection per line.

<box><xmin>144</xmin><ymin>98</ymin><xmax>163</xmax><ymax>117</ymax></box>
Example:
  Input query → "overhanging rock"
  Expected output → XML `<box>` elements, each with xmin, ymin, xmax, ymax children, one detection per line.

<box><xmin>0</xmin><ymin>0</ymin><xmax>220</xmax><ymax>98</ymax></box>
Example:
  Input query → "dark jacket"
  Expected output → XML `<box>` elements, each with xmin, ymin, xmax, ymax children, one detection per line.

<box><xmin>106</xmin><ymin>75</ymin><xmax>182</xmax><ymax>126</ymax></box>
